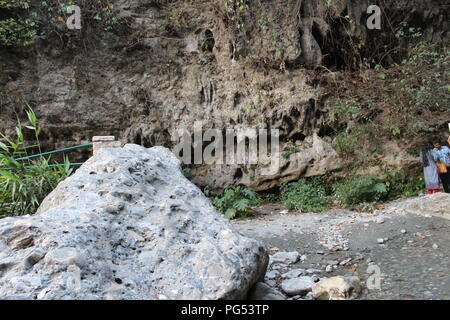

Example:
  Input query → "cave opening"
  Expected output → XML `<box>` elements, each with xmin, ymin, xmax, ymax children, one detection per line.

<box><xmin>201</xmin><ymin>29</ymin><xmax>215</xmax><ymax>53</ymax></box>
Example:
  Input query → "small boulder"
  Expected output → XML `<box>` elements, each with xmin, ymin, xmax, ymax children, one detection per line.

<box><xmin>312</xmin><ymin>276</ymin><xmax>362</xmax><ymax>300</ymax></box>
<box><xmin>270</xmin><ymin>251</ymin><xmax>300</xmax><ymax>265</ymax></box>
<box><xmin>281</xmin><ymin>276</ymin><xmax>315</xmax><ymax>296</ymax></box>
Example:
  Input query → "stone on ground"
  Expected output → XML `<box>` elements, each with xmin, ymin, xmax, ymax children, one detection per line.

<box><xmin>312</xmin><ymin>276</ymin><xmax>362</xmax><ymax>300</ymax></box>
<box><xmin>270</xmin><ymin>251</ymin><xmax>300</xmax><ymax>265</ymax></box>
<box><xmin>0</xmin><ymin>145</ymin><xmax>268</xmax><ymax>300</ymax></box>
<box><xmin>281</xmin><ymin>276</ymin><xmax>315</xmax><ymax>296</ymax></box>
<box><xmin>281</xmin><ymin>268</ymin><xmax>305</xmax><ymax>279</ymax></box>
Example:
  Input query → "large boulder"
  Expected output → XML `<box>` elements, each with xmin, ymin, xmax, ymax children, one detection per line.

<box><xmin>0</xmin><ymin>145</ymin><xmax>268</xmax><ymax>300</ymax></box>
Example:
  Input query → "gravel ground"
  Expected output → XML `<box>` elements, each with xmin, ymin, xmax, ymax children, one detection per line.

<box><xmin>232</xmin><ymin>204</ymin><xmax>450</xmax><ymax>300</ymax></box>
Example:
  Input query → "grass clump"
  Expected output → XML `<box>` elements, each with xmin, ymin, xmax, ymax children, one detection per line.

<box><xmin>0</xmin><ymin>108</ymin><xmax>72</xmax><ymax>217</ymax></box>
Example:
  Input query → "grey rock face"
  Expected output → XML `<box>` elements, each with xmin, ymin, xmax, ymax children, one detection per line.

<box><xmin>0</xmin><ymin>145</ymin><xmax>268</xmax><ymax>300</ymax></box>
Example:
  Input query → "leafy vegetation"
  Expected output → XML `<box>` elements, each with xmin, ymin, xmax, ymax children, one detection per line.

<box><xmin>0</xmin><ymin>109</ymin><xmax>72</xmax><ymax>218</ymax></box>
<box><xmin>383</xmin><ymin>168</ymin><xmax>424</xmax><ymax>199</ymax></box>
<box><xmin>263</xmin><ymin>168</ymin><xmax>424</xmax><ymax>212</ymax></box>
<box><xmin>280</xmin><ymin>178</ymin><xmax>330</xmax><ymax>212</ymax></box>
<box><xmin>210</xmin><ymin>186</ymin><xmax>261</xmax><ymax>219</ymax></box>
<box><xmin>333</xmin><ymin>175</ymin><xmax>388</xmax><ymax>206</ymax></box>
<box><xmin>0</xmin><ymin>0</ymin><xmax>125</xmax><ymax>47</ymax></box>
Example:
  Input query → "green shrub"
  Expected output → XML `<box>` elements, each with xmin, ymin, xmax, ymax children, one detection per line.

<box><xmin>263</xmin><ymin>192</ymin><xmax>281</xmax><ymax>203</ymax></box>
<box><xmin>383</xmin><ymin>168</ymin><xmax>424</xmax><ymax>199</ymax></box>
<box><xmin>0</xmin><ymin>108</ymin><xmax>72</xmax><ymax>217</ymax></box>
<box><xmin>280</xmin><ymin>178</ymin><xmax>330</xmax><ymax>212</ymax></box>
<box><xmin>0</xmin><ymin>17</ymin><xmax>36</xmax><ymax>46</ymax></box>
<box><xmin>333</xmin><ymin>175</ymin><xmax>388</xmax><ymax>206</ymax></box>
<box><xmin>0</xmin><ymin>0</ymin><xmax>124</xmax><ymax>47</ymax></box>
<box><xmin>212</xmin><ymin>186</ymin><xmax>261</xmax><ymax>219</ymax></box>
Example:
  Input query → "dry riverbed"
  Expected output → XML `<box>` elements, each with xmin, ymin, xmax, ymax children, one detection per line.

<box><xmin>232</xmin><ymin>201</ymin><xmax>450</xmax><ymax>300</ymax></box>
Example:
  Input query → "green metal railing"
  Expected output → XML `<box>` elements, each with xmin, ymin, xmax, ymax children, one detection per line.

<box><xmin>1</xmin><ymin>143</ymin><xmax>93</xmax><ymax>171</ymax></box>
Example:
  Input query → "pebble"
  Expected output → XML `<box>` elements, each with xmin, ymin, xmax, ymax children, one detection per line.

<box><xmin>325</xmin><ymin>265</ymin><xmax>333</xmax><ymax>273</ymax></box>
<box><xmin>376</xmin><ymin>217</ymin><xmax>385</xmax><ymax>224</ymax></box>
<box><xmin>37</xmin><ymin>288</ymin><xmax>48</xmax><ymax>300</ymax></box>
<box><xmin>271</xmin><ymin>251</ymin><xmax>300</xmax><ymax>265</ymax></box>
<box><xmin>281</xmin><ymin>269</ymin><xmax>305</xmax><ymax>279</ymax></box>
<box><xmin>265</xmin><ymin>270</ymin><xmax>280</xmax><ymax>279</ymax></box>
<box><xmin>401</xmin><ymin>229</ymin><xmax>407</xmax><ymax>234</ymax></box>
<box><xmin>377</xmin><ymin>238</ymin><xmax>384</xmax><ymax>244</ymax></box>
<box><xmin>432</xmin><ymin>243</ymin><xmax>439</xmax><ymax>249</ymax></box>
<box><xmin>306</xmin><ymin>268</ymin><xmax>321</xmax><ymax>274</ymax></box>
<box><xmin>339</xmin><ymin>258</ymin><xmax>352</xmax><ymax>266</ymax></box>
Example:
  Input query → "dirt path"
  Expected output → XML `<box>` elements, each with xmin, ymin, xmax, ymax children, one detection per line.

<box><xmin>232</xmin><ymin>204</ymin><xmax>450</xmax><ymax>300</ymax></box>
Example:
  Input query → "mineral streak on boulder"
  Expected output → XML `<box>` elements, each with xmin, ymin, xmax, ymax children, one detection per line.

<box><xmin>0</xmin><ymin>145</ymin><xmax>268</xmax><ymax>300</ymax></box>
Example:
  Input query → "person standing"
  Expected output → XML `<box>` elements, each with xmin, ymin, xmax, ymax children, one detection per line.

<box><xmin>420</xmin><ymin>145</ymin><xmax>440</xmax><ymax>194</ymax></box>
<box><xmin>431</xmin><ymin>139</ymin><xmax>450</xmax><ymax>193</ymax></box>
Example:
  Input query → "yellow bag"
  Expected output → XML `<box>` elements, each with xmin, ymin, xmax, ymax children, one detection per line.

<box><xmin>437</xmin><ymin>162</ymin><xmax>448</xmax><ymax>174</ymax></box>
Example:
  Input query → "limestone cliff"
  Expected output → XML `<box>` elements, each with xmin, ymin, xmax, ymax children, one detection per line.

<box><xmin>0</xmin><ymin>0</ymin><xmax>448</xmax><ymax>190</ymax></box>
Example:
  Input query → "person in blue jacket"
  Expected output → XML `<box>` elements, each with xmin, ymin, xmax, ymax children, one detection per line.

<box><xmin>431</xmin><ymin>138</ymin><xmax>450</xmax><ymax>193</ymax></box>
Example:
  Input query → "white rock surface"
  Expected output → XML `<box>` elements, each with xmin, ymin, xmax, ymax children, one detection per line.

<box><xmin>0</xmin><ymin>145</ymin><xmax>268</xmax><ymax>300</ymax></box>
<box><xmin>382</xmin><ymin>193</ymin><xmax>450</xmax><ymax>220</ymax></box>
